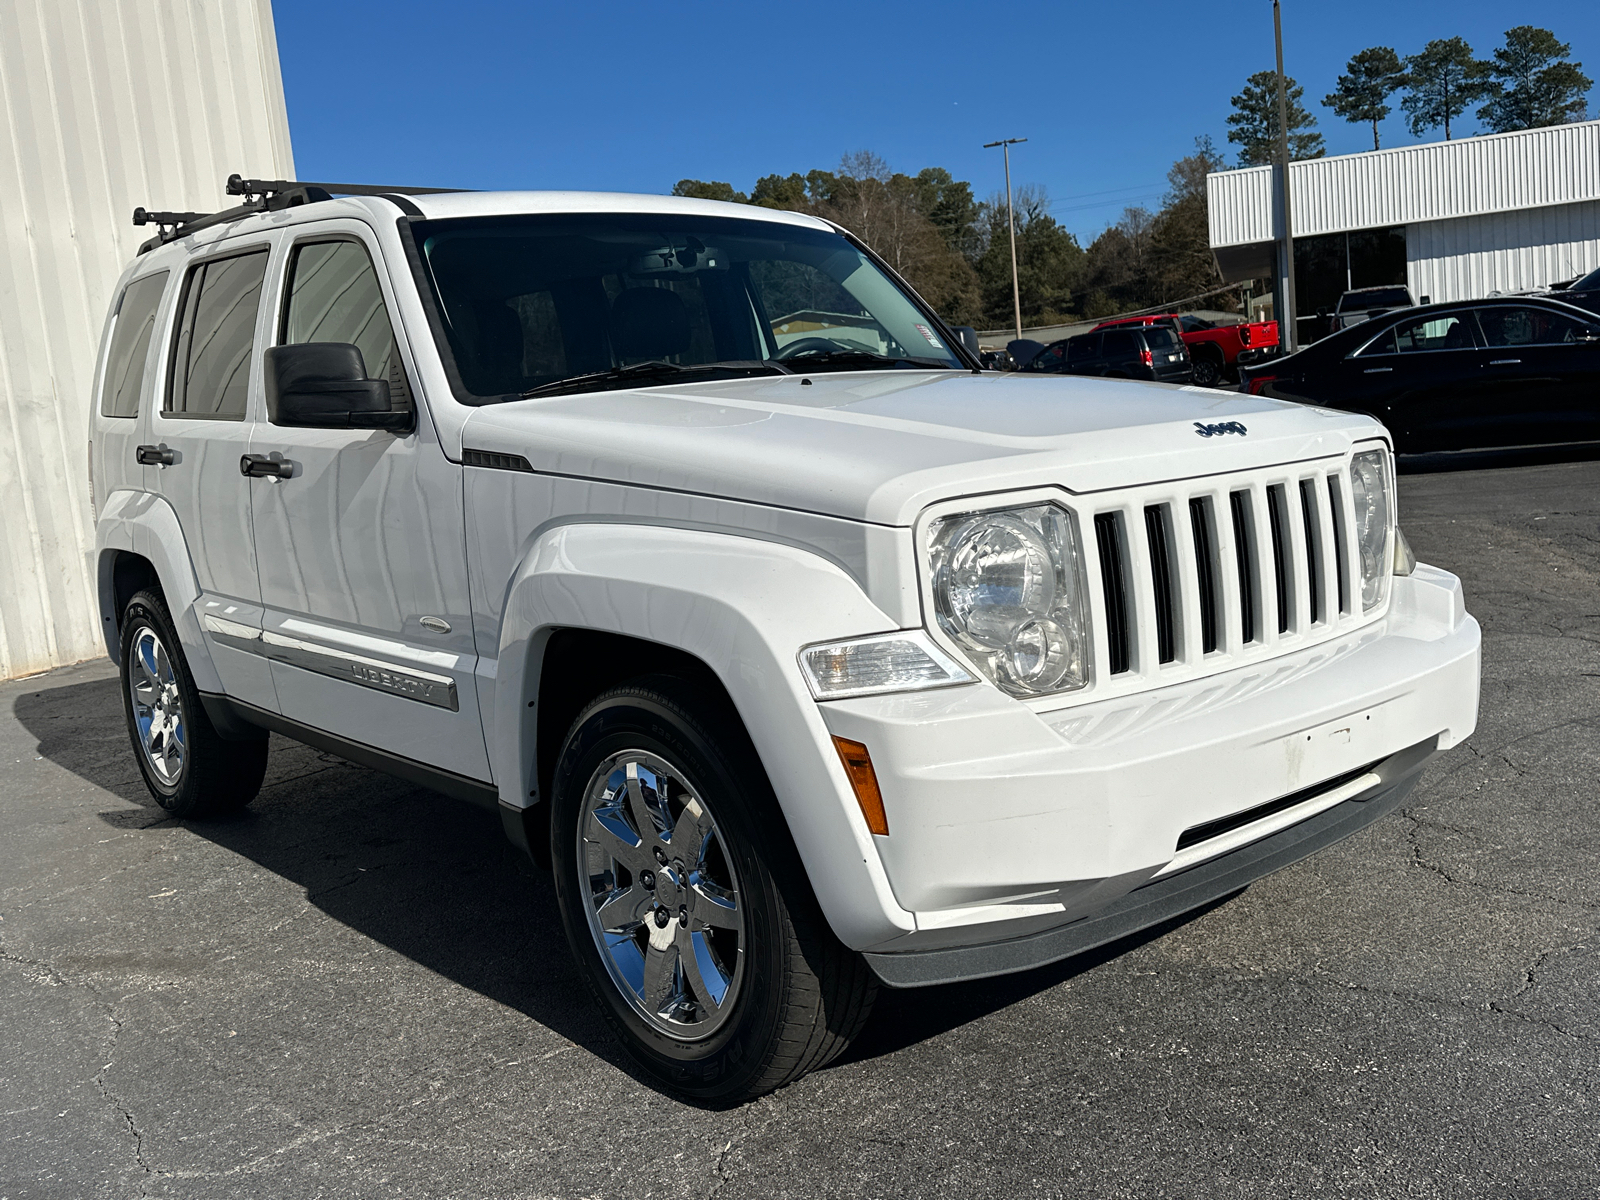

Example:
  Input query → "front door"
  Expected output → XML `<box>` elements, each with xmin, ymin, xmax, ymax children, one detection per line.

<box><xmin>151</xmin><ymin>241</ymin><xmax>279</xmax><ymax>709</ymax></box>
<box><xmin>1370</xmin><ymin>309</ymin><xmax>1487</xmax><ymax>451</ymax></box>
<box><xmin>246</xmin><ymin>224</ymin><xmax>489</xmax><ymax>782</ymax></box>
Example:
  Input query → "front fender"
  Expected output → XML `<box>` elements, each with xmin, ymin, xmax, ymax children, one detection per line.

<box><xmin>492</xmin><ymin>523</ymin><xmax>918</xmax><ymax>949</ymax></box>
<box><xmin>94</xmin><ymin>489</ymin><xmax>220</xmax><ymax>693</ymax></box>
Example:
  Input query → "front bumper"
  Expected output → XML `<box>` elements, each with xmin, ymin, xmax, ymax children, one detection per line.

<box><xmin>817</xmin><ymin>565</ymin><xmax>1479</xmax><ymax>976</ymax></box>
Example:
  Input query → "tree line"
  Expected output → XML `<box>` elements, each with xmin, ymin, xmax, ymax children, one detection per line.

<box><xmin>674</xmin><ymin>25</ymin><xmax>1590</xmax><ymax>333</ymax></box>
<box><xmin>1231</xmin><ymin>24</ymin><xmax>1591</xmax><ymax>162</ymax></box>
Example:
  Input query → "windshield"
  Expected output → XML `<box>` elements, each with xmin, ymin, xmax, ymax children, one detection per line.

<box><xmin>408</xmin><ymin>212</ymin><xmax>964</xmax><ymax>401</ymax></box>
<box><xmin>1340</xmin><ymin>287</ymin><xmax>1411</xmax><ymax>310</ymax></box>
<box><xmin>1574</xmin><ymin>266</ymin><xmax>1600</xmax><ymax>292</ymax></box>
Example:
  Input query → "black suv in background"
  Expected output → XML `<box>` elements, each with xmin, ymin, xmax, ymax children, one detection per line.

<box><xmin>1028</xmin><ymin>325</ymin><xmax>1193</xmax><ymax>383</ymax></box>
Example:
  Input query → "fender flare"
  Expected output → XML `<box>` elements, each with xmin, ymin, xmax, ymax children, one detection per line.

<box><xmin>491</xmin><ymin>522</ymin><xmax>919</xmax><ymax>949</ymax></box>
<box><xmin>93</xmin><ymin>489</ymin><xmax>221</xmax><ymax>693</ymax></box>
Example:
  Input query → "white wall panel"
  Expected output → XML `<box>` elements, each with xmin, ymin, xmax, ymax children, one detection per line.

<box><xmin>1209</xmin><ymin>120</ymin><xmax>1600</xmax><ymax>249</ymax></box>
<box><xmin>0</xmin><ymin>0</ymin><xmax>292</xmax><ymax>679</ymax></box>
<box><xmin>1407</xmin><ymin>200</ymin><xmax>1600</xmax><ymax>306</ymax></box>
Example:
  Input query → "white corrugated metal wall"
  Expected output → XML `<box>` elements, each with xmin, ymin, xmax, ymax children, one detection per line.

<box><xmin>1407</xmin><ymin>200</ymin><xmax>1600</xmax><ymax>304</ymax></box>
<box><xmin>0</xmin><ymin>0</ymin><xmax>294</xmax><ymax>680</ymax></box>
<box><xmin>1208</xmin><ymin>120</ymin><xmax>1600</xmax><ymax>249</ymax></box>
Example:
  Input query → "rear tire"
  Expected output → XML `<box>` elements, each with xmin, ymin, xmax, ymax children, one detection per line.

<box><xmin>119</xmin><ymin>589</ymin><xmax>267</xmax><ymax>818</ymax></box>
<box><xmin>1191</xmin><ymin>352</ymin><xmax>1225</xmax><ymax>387</ymax></box>
<box><xmin>549</xmin><ymin>674</ymin><xmax>876</xmax><ymax>1102</ymax></box>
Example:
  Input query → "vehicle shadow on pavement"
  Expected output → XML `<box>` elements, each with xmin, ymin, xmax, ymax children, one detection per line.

<box><xmin>1398</xmin><ymin>441</ymin><xmax>1600</xmax><ymax>474</ymax></box>
<box><xmin>13</xmin><ymin>669</ymin><xmax>1235</xmax><ymax>1097</ymax></box>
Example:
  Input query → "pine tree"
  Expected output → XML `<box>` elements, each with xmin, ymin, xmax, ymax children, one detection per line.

<box><xmin>1227</xmin><ymin>70</ymin><xmax>1326</xmax><ymax>167</ymax></box>
<box><xmin>1324</xmin><ymin>47</ymin><xmax>1407</xmax><ymax>150</ymax></box>
<box><xmin>1478</xmin><ymin>26</ymin><xmax>1593</xmax><ymax>132</ymax></box>
<box><xmin>1401</xmin><ymin>37</ymin><xmax>1492</xmax><ymax>140</ymax></box>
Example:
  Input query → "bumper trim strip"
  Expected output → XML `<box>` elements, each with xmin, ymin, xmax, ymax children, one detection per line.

<box><xmin>864</xmin><ymin>736</ymin><xmax>1438</xmax><ymax>989</ymax></box>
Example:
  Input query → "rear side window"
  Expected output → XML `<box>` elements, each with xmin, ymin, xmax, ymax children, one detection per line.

<box><xmin>1393</xmin><ymin>312</ymin><xmax>1475</xmax><ymax>353</ymax></box>
<box><xmin>1102</xmin><ymin>330</ymin><xmax>1136</xmax><ymax>356</ymax></box>
<box><xmin>1476</xmin><ymin>306</ymin><xmax>1596</xmax><ymax>347</ymax></box>
<box><xmin>281</xmin><ymin>240</ymin><xmax>405</xmax><ymax>399</ymax></box>
<box><xmin>100</xmin><ymin>272</ymin><xmax>168</xmax><ymax>418</ymax></box>
<box><xmin>167</xmin><ymin>249</ymin><xmax>270</xmax><ymax>419</ymax></box>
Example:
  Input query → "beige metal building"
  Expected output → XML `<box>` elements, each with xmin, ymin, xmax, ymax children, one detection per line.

<box><xmin>1208</xmin><ymin>120</ymin><xmax>1600</xmax><ymax>343</ymax></box>
<box><xmin>0</xmin><ymin>0</ymin><xmax>294</xmax><ymax>680</ymax></box>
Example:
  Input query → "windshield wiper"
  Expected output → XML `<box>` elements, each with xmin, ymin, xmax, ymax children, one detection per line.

<box><xmin>519</xmin><ymin>359</ymin><xmax>789</xmax><ymax>400</ymax></box>
<box><xmin>776</xmin><ymin>349</ymin><xmax>952</xmax><ymax>371</ymax></box>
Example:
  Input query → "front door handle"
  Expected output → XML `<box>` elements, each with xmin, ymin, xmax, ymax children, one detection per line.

<box><xmin>239</xmin><ymin>453</ymin><xmax>294</xmax><ymax>479</ymax></box>
<box><xmin>1489</xmin><ymin>358</ymin><xmax>1522</xmax><ymax>365</ymax></box>
<box><xmin>135</xmin><ymin>443</ymin><xmax>176</xmax><ymax>466</ymax></box>
<box><xmin>1363</xmin><ymin>367</ymin><xmax>1393</xmax><ymax>374</ymax></box>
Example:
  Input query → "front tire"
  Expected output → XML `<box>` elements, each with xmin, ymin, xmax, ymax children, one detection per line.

<box><xmin>119</xmin><ymin>589</ymin><xmax>267</xmax><ymax>817</ymax></box>
<box><xmin>550</xmin><ymin>676</ymin><xmax>875</xmax><ymax>1102</ymax></box>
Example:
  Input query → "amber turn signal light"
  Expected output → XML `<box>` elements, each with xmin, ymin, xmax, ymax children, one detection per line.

<box><xmin>832</xmin><ymin>736</ymin><xmax>888</xmax><ymax>836</ymax></box>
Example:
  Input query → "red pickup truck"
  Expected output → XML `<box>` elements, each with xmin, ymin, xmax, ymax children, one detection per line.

<box><xmin>1092</xmin><ymin>313</ymin><xmax>1279</xmax><ymax>387</ymax></box>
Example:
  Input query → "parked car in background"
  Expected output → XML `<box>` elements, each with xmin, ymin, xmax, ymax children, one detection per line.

<box><xmin>1239</xmin><ymin>296</ymin><xmax>1600</xmax><ymax>452</ymax></box>
<box><xmin>1034</xmin><ymin>324</ymin><xmax>1193</xmax><ymax>383</ymax></box>
<box><xmin>1553</xmin><ymin>265</ymin><xmax>1600</xmax><ymax>318</ymax></box>
<box><xmin>1093</xmin><ymin>312</ymin><xmax>1280</xmax><ymax>387</ymax></box>
<box><xmin>1325</xmin><ymin>285</ymin><xmax>1417</xmax><ymax>337</ymax></box>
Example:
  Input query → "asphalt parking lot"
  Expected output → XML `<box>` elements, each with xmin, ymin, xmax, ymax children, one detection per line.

<box><xmin>3</xmin><ymin>453</ymin><xmax>1598</xmax><ymax>1200</ymax></box>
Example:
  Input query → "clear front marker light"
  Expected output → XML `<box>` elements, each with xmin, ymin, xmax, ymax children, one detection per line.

<box><xmin>928</xmin><ymin>503</ymin><xmax>1091</xmax><ymax>698</ymax></box>
<box><xmin>799</xmin><ymin>631</ymin><xmax>974</xmax><ymax>701</ymax></box>
<box><xmin>1350</xmin><ymin>448</ymin><xmax>1395</xmax><ymax>611</ymax></box>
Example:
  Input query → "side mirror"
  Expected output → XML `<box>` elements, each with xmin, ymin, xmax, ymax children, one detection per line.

<box><xmin>264</xmin><ymin>343</ymin><xmax>413</xmax><ymax>431</ymax></box>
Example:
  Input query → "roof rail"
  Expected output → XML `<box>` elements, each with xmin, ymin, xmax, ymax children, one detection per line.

<box><xmin>133</xmin><ymin>174</ymin><xmax>467</xmax><ymax>254</ymax></box>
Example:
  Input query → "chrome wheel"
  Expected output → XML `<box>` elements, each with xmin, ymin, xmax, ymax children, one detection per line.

<box><xmin>128</xmin><ymin>626</ymin><xmax>185</xmax><ymax>787</ymax></box>
<box><xmin>577</xmin><ymin>750</ymin><xmax>745</xmax><ymax>1040</ymax></box>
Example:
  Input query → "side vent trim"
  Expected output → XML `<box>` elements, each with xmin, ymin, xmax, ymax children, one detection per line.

<box><xmin>463</xmin><ymin>448</ymin><xmax>534</xmax><ymax>472</ymax></box>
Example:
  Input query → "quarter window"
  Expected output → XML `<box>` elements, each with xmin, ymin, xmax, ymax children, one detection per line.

<box><xmin>280</xmin><ymin>239</ymin><xmax>408</xmax><ymax>405</ymax></box>
<box><xmin>168</xmin><ymin>250</ymin><xmax>270</xmax><ymax>419</ymax></box>
<box><xmin>100</xmin><ymin>272</ymin><xmax>168</xmax><ymax>418</ymax></box>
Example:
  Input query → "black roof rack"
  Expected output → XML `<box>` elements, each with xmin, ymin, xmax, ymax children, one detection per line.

<box><xmin>134</xmin><ymin>174</ymin><xmax>467</xmax><ymax>254</ymax></box>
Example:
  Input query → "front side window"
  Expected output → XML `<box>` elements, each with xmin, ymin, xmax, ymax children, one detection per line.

<box><xmin>1392</xmin><ymin>312</ymin><xmax>1475</xmax><ymax>353</ymax></box>
<box><xmin>167</xmin><ymin>249</ymin><xmax>269</xmax><ymax>419</ymax></box>
<box><xmin>408</xmin><ymin>212</ymin><xmax>964</xmax><ymax>402</ymax></box>
<box><xmin>1476</xmin><ymin>306</ymin><xmax>1597</xmax><ymax>348</ymax></box>
<box><xmin>100</xmin><ymin>272</ymin><xmax>168</xmax><ymax>418</ymax></box>
<box><xmin>281</xmin><ymin>239</ymin><xmax>407</xmax><ymax>403</ymax></box>
<box><xmin>1066</xmin><ymin>335</ymin><xmax>1097</xmax><ymax>363</ymax></box>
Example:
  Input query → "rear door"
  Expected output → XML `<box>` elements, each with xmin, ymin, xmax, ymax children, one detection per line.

<box><xmin>1473</xmin><ymin>305</ymin><xmax>1600</xmax><ymax>445</ymax></box>
<box><xmin>1368</xmin><ymin>310</ymin><xmax>1485</xmax><ymax>451</ymax></box>
<box><xmin>92</xmin><ymin>270</ymin><xmax>170</xmax><ymax>505</ymax></box>
<box><xmin>151</xmin><ymin>240</ymin><xmax>278</xmax><ymax>709</ymax></box>
<box><xmin>246</xmin><ymin>222</ymin><xmax>489</xmax><ymax>782</ymax></box>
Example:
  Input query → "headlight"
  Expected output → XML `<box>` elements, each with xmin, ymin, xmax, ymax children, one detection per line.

<box><xmin>1350</xmin><ymin>448</ymin><xmax>1395</xmax><ymax>611</ymax></box>
<box><xmin>928</xmin><ymin>503</ymin><xmax>1090</xmax><ymax>697</ymax></box>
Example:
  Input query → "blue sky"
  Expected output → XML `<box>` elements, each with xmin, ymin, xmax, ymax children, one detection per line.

<box><xmin>273</xmin><ymin>1</ymin><xmax>1598</xmax><ymax>244</ymax></box>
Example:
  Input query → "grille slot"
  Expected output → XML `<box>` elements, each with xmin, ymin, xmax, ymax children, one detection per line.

<box><xmin>1266</xmin><ymin>484</ymin><xmax>1291</xmax><ymax>634</ymax></box>
<box><xmin>1095</xmin><ymin>513</ymin><xmax>1131</xmax><ymax>675</ymax></box>
<box><xmin>1189</xmin><ymin>497</ymin><xmax>1219</xmax><ymax>655</ymax></box>
<box><xmin>1144</xmin><ymin>505</ymin><xmax>1178</xmax><ymax>664</ymax></box>
<box><xmin>1229</xmin><ymin>490</ymin><xmax>1258</xmax><ymax>644</ymax></box>
<box><xmin>1327</xmin><ymin>474</ymin><xmax>1350</xmax><ymax>614</ymax></box>
<box><xmin>1299</xmin><ymin>479</ymin><xmax>1324</xmax><ymax>625</ymax></box>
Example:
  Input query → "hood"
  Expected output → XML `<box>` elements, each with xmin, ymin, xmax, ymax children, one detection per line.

<box><xmin>460</xmin><ymin>370</ymin><xmax>1386</xmax><ymax>527</ymax></box>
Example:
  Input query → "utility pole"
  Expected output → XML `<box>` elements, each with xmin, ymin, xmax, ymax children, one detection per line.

<box><xmin>984</xmin><ymin>138</ymin><xmax>1027</xmax><ymax>341</ymax></box>
<box><xmin>1273</xmin><ymin>0</ymin><xmax>1298</xmax><ymax>353</ymax></box>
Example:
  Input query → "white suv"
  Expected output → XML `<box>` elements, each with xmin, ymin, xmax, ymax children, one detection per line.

<box><xmin>90</xmin><ymin>179</ymin><xmax>1480</xmax><ymax>1100</ymax></box>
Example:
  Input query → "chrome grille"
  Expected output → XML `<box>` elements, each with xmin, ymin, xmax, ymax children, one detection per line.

<box><xmin>1076</xmin><ymin>458</ymin><xmax>1366</xmax><ymax>700</ymax></box>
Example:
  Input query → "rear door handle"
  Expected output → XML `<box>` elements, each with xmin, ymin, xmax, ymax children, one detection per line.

<box><xmin>1363</xmin><ymin>367</ymin><xmax>1392</xmax><ymax>374</ymax></box>
<box><xmin>1489</xmin><ymin>358</ymin><xmax>1522</xmax><ymax>365</ymax></box>
<box><xmin>135</xmin><ymin>443</ymin><xmax>176</xmax><ymax>466</ymax></box>
<box><xmin>239</xmin><ymin>454</ymin><xmax>294</xmax><ymax>479</ymax></box>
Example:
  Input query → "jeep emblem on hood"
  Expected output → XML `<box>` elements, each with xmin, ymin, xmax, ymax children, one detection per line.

<box><xmin>1194</xmin><ymin>420</ymin><xmax>1248</xmax><ymax>438</ymax></box>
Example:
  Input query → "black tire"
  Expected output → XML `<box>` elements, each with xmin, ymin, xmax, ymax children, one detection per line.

<box><xmin>549</xmin><ymin>675</ymin><xmax>876</xmax><ymax>1102</ymax></box>
<box><xmin>119</xmin><ymin>589</ymin><xmax>267</xmax><ymax>817</ymax></box>
<box><xmin>1191</xmin><ymin>352</ymin><xmax>1225</xmax><ymax>388</ymax></box>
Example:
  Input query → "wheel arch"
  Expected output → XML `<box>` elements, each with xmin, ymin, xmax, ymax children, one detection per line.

<box><xmin>93</xmin><ymin>490</ymin><xmax>219</xmax><ymax>691</ymax></box>
<box><xmin>489</xmin><ymin>522</ymin><xmax>918</xmax><ymax>949</ymax></box>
